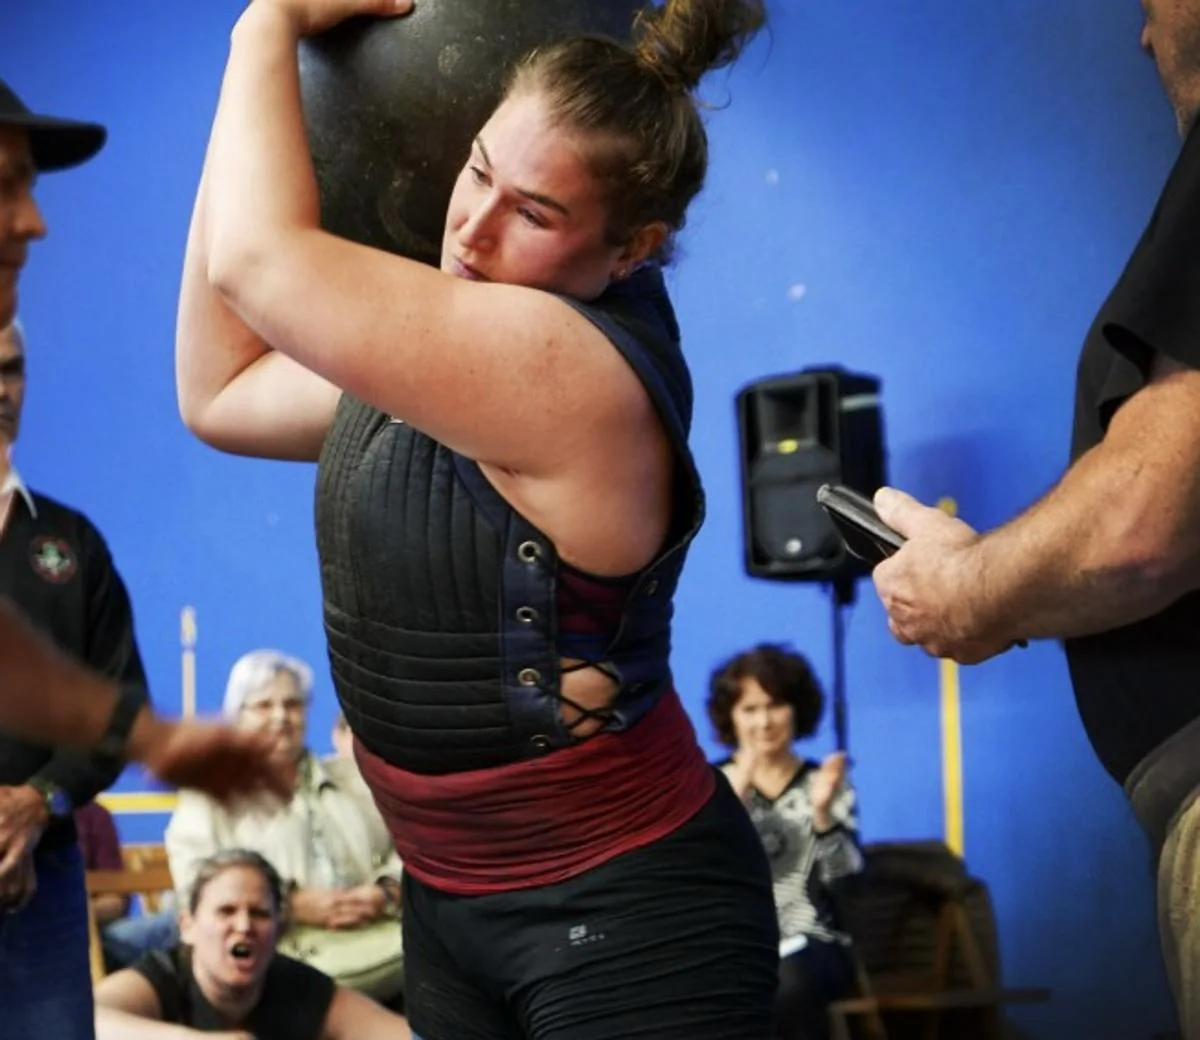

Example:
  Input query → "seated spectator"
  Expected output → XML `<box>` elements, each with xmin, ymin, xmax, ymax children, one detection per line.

<box><xmin>165</xmin><ymin>650</ymin><xmax>404</xmax><ymax>1003</ymax></box>
<box><xmin>323</xmin><ymin>711</ymin><xmax>379</xmax><ymax>807</ymax></box>
<box><xmin>94</xmin><ymin>848</ymin><xmax>409</xmax><ymax>1040</ymax></box>
<box><xmin>707</xmin><ymin>644</ymin><xmax>864</xmax><ymax>1040</ymax></box>
<box><xmin>330</xmin><ymin>712</ymin><xmax>354</xmax><ymax>762</ymax></box>
<box><xmin>75</xmin><ymin>799</ymin><xmax>178</xmax><ymax>972</ymax></box>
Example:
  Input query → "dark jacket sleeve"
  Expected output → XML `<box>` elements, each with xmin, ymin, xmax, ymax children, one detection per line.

<box><xmin>32</xmin><ymin>518</ymin><xmax>149</xmax><ymax>805</ymax></box>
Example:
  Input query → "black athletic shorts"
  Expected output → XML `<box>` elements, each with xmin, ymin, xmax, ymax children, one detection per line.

<box><xmin>403</xmin><ymin>769</ymin><xmax>780</xmax><ymax>1040</ymax></box>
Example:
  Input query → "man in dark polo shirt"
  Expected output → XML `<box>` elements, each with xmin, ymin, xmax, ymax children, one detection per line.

<box><xmin>0</xmin><ymin>76</ymin><xmax>289</xmax><ymax>792</ymax></box>
<box><xmin>0</xmin><ymin>77</ymin><xmax>290</xmax><ymax>1040</ymax></box>
<box><xmin>866</xmin><ymin>2</ymin><xmax>1200</xmax><ymax>1034</ymax></box>
<box><xmin>1</xmin><ymin>314</ymin><xmax>156</xmax><ymax>1036</ymax></box>
<box><xmin>0</xmin><ymin>76</ymin><xmax>135</xmax><ymax>1040</ymax></box>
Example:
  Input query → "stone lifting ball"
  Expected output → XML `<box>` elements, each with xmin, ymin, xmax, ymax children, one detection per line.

<box><xmin>299</xmin><ymin>1</ymin><xmax>647</xmax><ymax>265</ymax></box>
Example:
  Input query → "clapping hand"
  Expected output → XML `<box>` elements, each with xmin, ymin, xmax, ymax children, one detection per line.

<box><xmin>809</xmin><ymin>751</ymin><xmax>847</xmax><ymax>832</ymax></box>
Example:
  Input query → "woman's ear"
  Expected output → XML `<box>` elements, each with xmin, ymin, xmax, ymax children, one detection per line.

<box><xmin>614</xmin><ymin>221</ymin><xmax>669</xmax><ymax>277</ymax></box>
<box><xmin>178</xmin><ymin>908</ymin><xmax>195</xmax><ymax>946</ymax></box>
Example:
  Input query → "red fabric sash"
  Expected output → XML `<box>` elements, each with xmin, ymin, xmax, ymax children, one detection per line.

<box><xmin>354</xmin><ymin>690</ymin><xmax>715</xmax><ymax>895</ymax></box>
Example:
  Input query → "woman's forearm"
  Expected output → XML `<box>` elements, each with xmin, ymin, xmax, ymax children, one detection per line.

<box><xmin>206</xmin><ymin>6</ymin><xmax>319</xmax><ymax>286</ymax></box>
<box><xmin>176</xmin><ymin>158</ymin><xmax>274</xmax><ymax>436</ymax></box>
<box><xmin>95</xmin><ymin>1006</ymin><xmax>196</xmax><ymax>1040</ymax></box>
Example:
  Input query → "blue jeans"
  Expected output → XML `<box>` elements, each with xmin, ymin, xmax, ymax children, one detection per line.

<box><xmin>0</xmin><ymin>841</ymin><xmax>94</xmax><ymax>1040</ymax></box>
<box><xmin>101</xmin><ymin>908</ymin><xmax>179</xmax><ymax>970</ymax></box>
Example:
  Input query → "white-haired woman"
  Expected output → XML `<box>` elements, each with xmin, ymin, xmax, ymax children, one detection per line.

<box><xmin>164</xmin><ymin>650</ymin><xmax>405</xmax><ymax>1004</ymax></box>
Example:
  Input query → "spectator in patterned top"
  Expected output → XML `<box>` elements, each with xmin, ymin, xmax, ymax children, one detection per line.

<box><xmin>708</xmin><ymin>644</ymin><xmax>864</xmax><ymax>1040</ymax></box>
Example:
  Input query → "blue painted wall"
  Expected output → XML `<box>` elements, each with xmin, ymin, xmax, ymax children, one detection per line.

<box><xmin>0</xmin><ymin>1</ymin><xmax>1181</xmax><ymax>1035</ymax></box>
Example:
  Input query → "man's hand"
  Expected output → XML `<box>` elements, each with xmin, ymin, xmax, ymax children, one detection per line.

<box><xmin>872</xmin><ymin>487</ymin><xmax>1013</xmax><ymax>664</ymax></box>
<box><xmin>0</xmin><ymin>785</ymin><xmax>47</xmax><ymax>879</ymax></box>
<box><xmin>129</xmin><ymin>712</ymin><xmax>295</xmax><ymax>804</ymax></box>
<box><xmin>0</xmin><ymin>850</ymin><xmax>36</xmax><ymax>914</ymax></box>
<box><xmin>249</xmin><ymin>0</ymin><xmax>412</xmax><ymax>37</ymax></box>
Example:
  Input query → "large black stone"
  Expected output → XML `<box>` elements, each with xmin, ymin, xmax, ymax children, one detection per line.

<box><xmin>299</xmin><ymin>1</ymin><xmax>646</xmax><ymax>265</ymax></box>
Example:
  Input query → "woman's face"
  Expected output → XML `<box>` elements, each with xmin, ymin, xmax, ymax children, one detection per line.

<box><xmin>236</xmin><ymin>670</ymin><xmax>307</xmax><ymax>766</ymax></box>
<box><xmin>441</xmin><ymin>90</ymin><xmax>635</xmax><ymax>301</ymax></box>
<box><xmin>730</xmin><ymin>677</ymin><xmax>795</xmax><ymax>757</ymax></box>
<box><xmin>181</xmin><ymin>865</ymin><xmax>280</xmax><ymax>995</ymax></box>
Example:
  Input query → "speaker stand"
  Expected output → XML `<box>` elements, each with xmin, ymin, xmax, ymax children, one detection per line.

<box><xmin>828</xmin><ymin>577</ymin><xmax>857</xmax><ymax>753</ymax></box>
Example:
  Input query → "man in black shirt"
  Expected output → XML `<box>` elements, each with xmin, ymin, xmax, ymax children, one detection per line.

<box><xmin>0</xmin><ymin>77</ymin><xmax>126</xmax><ymax>1040</ymax></box>
<box><xmin>0</xmin><ymin>79</ymin><xmax>290</xmax><ymax>794</ymax></box>
<box><xmin>0</xmin><ymin>78</ymin><xmax>290</xmax><ymax>1040</ymax></box>
<box><xmin>1</xmin><ymin>317</ymin><xmax>150</xmax><ymax>844</ymax></box>
<box><xmin>868</xmin><ymin>2</ymin><xmax>1200</xmax><ymax>1033</ymax></box>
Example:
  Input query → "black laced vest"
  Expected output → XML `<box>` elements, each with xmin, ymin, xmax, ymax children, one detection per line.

<box><xmin>314</xmin><ymin>267</ymin><xmax>704</xmax><ymax>776</ymax></box>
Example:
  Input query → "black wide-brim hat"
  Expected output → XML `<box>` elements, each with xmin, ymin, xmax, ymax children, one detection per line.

<box><xmin>0</xmin><ymin>78</ymin><xmax>106</xmax><ymax>171</ymax></box>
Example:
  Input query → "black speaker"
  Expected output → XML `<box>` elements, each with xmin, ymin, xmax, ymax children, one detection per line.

<box><xmin>735</xmin><ymin>366</ymin><xmax>888</xmax><ymax>584</ymax></box>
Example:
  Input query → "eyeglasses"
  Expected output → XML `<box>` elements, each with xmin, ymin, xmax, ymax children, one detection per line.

<box><xmin>241</xmin><ymin>697</ymin><xmax>308</xmax><ymax>719</ymax></box>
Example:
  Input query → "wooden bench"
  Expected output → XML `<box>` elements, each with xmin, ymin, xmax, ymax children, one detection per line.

<box><xmin>85</xmin><ymin>843</ymin><xmax>175</xmax><ymax>984</ymax></box>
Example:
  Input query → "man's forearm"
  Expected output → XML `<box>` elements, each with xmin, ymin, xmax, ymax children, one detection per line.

<box><xmin>32</xmin><ymin>749</ymin><xmax>128</xmax><ymax>810</ymax></box>
<box><xmin>969</xmin><ymin>438</ymin><xmax>1196</xmax><ymax>642</ymax></box>
<box><xmin>0</xmin><ymin>598</ymin><xmax>127</xmax><ymax>750</ymax></box>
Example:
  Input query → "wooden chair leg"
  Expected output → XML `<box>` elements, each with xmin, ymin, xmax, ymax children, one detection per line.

<box><xmin>951</xmin><ymin>903</ymin><xmax>991</xmax><ymax>987</ymax></box>
<box><xmin>846</xmin><ymin>949</ymin><xmax>889</xmax><ymax>1040</ymax></box>
<box><xmin>828</xmin><ymin>1008</ymin><xmax>854</xmax><ymax>1040</ymax></box>
<box><xmin>918</xmin><ymin>903</ymin><xmax>961</xmax><ymax>1040</ymax></box>
<box><xmin>865</xmin><ymin>1009</ymin><xmax>891</xmax><ymax>1040</ymax></box>
<box><xmin>950</xmin><ymin>901</ymin><xmax>1004</xmax><ymax>1040</ymax></box>
<box><xmin>86</xmin><ymin>898</ymin><xmax>106</xmax><ymax>985</ymax></box>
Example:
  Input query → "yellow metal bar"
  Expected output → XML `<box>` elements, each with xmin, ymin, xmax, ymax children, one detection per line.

<box><xmin>97</xmin><ymin>792</ymin><xmax>178</xmax><ymax>814</ymax></box>
<box><xmin>936</xmin><ymin>497</ymin><xmax>965</xmax><ymax>857</ymax></box>
<box><xmin>939</xmin><ymin>657</ymin><xmax>964</xmax><ymax>856</ymax></box>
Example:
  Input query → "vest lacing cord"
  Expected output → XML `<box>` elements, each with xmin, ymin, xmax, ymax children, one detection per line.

<box><xmin>555</xmin><ymin>658</ymin><xmax>621</xmax><ymax>733</ymax></box>
<box><xmin>519</xmin><ymin>535</ymin><xmax>629</xmax><ymax>736</ymax></box>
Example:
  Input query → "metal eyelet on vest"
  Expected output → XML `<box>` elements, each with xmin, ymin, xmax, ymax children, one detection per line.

<box><xmin>517</xmin><ymin>540</ymin><xmax>541</xmax><ymax>563</ymax></box>
<box><xmin>515</xmin><ymin>606</ymin><xmax>539</xmax><ymax>625</ymax></box>
<box><xmin>518</xmin><ymin>668</ymin><xmax>541</xmax><ymax>687</ymax></box>
<box><xmin>530</xmin><ymin>734</ymin><xmax>552</xmax><ymax>753</ymax></box>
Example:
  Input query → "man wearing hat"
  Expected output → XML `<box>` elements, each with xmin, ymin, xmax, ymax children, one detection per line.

<box><xmin>0</xmin><ymin>77</ymin><xmax>274</xmax><ymax>1040</ymax></box>
<box><xmin>0</xmin><ymin>76</ymin><xmax>139</xmax><ymax>1039</ymax></box>
<box><xmin>0</xmin><ymin>96</ymin><xmax>288</xmax><ymax>757</ymax></box>
<box><xmin>0</xmin><ymin>77</ymin><xmax>105</xmax><ymax>323</ymax></box>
